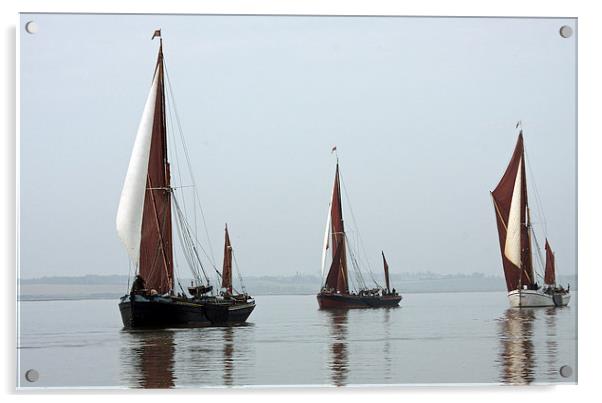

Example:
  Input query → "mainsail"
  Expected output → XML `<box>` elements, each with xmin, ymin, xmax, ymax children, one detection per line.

<box><xmin>323</xmin><ymin>163</ymin><xmax>349</xmax><ymax>294</ymax></box>
<box><xmin>544</xmin><ymin>239</ymin><xmax>556</xmax><ymax>285</ymax></box>
<box><xmin>491</xmin><ymin>132</ymin><xmax>534</xmax><ymax>291</ymax></box>
<box><xmin>116</xmin><ymin>41</ymin><xmax>173</xmax><ymax>294</ymax></box>
<box><xmin>222</xmin><ymin>224</ymin><xmax>233</xmax><ymax>293</ymax></box>
<box><xmin>382</xmin><ymin>251</ymin><xmax>390</xmax><ymax>292</ymax></box>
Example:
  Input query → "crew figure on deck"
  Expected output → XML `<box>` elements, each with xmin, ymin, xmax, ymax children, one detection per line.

<box><xmin>131</xmin><ymin>275</ymin><xmax>146</xmax><ymax>293</ymax></box>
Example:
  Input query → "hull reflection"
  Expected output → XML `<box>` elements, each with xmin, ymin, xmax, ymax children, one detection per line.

<box><xmin>121</xmin><ymin>329</ymin><xmax>176</xmax><ymax>388</ymax></box>
<box><xmin>498</xmin><ymin>308</ymin><xmax>536</xmax><ymax>385</ymax></box>
<box><xmin>326</xmin><ymin>310</ymin><xmax>349</xmax><ymax>387</ymax></box>
<box><xmin>222</xmin><ymin>326</ymin><xmax>235</xmax><ymax>386</ymax></box>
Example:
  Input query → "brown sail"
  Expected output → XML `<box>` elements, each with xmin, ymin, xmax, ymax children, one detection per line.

<box><xmin>382</xmin><ymin>251</ymin><xmax>390</xmax><ymax>292</ymax></box>
<box><xmin>222</xmin><ymin>224</ymin><xmax>233</xmax><ymax>293</ymax></box>
<box><xmin>325</xmin><ymin>163</ymin><xmax>349</xmax><ymax>294</ymax></box>
<box><xmin>138</xmin><ymin>41</ymin><xmax>174</xmax><ymax>294</ymax></box>
<box><xmin>544</xmin><ymin>239</ymin><xmax>556</xmax><ymax>285</ymax></box>
<box><xmin>491</xmin><ymin>132</ymin><xmax>534</xmax><ymax>291</ymax></box>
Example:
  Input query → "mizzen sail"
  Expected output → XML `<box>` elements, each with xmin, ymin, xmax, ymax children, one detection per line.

<box><xmin>382</xmin><ymin>251</ymin><xmax>390</xmax><ymax>292</ymax></box>
<box><xmin>544</xmin><ymin>239</ymin><xmax>556</xmax><ymax>285</ymax></box>
<box><xmin>222</xmin><ymin>224</ymin><xmax>233</xmax><ymax>293</ymax></box>
<box><xmin>491</xmin><ymin>132</ymin><xmax>534</xmax><ymax>291</ymax></box>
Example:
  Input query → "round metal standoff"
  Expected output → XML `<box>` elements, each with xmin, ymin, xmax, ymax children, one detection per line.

<box><xmin>559</xmin><ymin>365</ymin><xmax>573</xmax><ymax>378</ymax></box>
<box><xmin>559</xmin><ymin>25</ymin><xmax>573</xmax><ymax>38</ymax></box>
<box><xmin>25</xmin><ymin>21</ymin><xmax>38</xmax><ymax>34</ymax></box>
<box><xmin>25</xmin><ymin>369</ymin><xmax>39</xmax><ymax>382</ymax></box>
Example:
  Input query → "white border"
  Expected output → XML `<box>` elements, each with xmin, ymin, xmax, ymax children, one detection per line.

<box><xmin>3</xmin><ymin>1</ymin><xmax>600</xmax><ymax>402</ymax></box>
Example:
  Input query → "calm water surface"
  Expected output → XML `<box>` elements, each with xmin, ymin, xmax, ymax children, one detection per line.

<box><xmin>17</xmin><ymin>292</ymin><xmax>577</xmax><ymax>388</ymax></box>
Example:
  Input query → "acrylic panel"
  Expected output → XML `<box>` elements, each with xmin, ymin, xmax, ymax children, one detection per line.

<box><xmin>17</xmin><ymin>13</ymin><xmax>577</xmax><ymax>388</ymax></box>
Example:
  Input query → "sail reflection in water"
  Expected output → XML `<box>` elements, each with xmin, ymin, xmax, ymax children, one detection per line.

<box><xmin>497</xmin><ymin>307</ymin><xmax>565</xmax><ymax>385</ymax></box>
<box><xmin>498</xmin><ymin>309</ymin><xmax>536</xmax><ymax>385</ymax></box>
<box><xmin>326</xmin><ymin>310</ymin><xmax>349</xmax><ymax>386</ymax></box>
<box><xmin>121</xmin><ymin>330</ymin><xmax>176</xmax><ymax>388</ymax></box>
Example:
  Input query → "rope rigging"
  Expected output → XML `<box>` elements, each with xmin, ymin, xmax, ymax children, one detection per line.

<box><xmin>164</xmin><ymin>60</ymin><xmax>217</xmax><ymax>267</ymax></box>
<box><xmin>337</xmin><ymin>163</ymin><xmax>383</xmax><ymax>291</ymax></box>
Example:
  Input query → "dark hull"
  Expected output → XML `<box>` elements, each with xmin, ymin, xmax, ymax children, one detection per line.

<box><xmin>317</xmin><ymin>293</ymin><xmax>402</xmax><ymax>309</ymax></box>
<box><xmin>119</xmin><ymin>295</ymin><xmax>209</xmax><ymax>328</ymax></box>
<box><xmin>204</xmin><ymin>301</ymin><xmax>256</xmax><ymax>324</ymax></box>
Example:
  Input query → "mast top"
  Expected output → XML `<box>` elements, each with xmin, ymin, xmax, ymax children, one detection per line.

<box><xmin>331</xmin><ymin>145</ymin><xmax>339</xmax><ymax>164</ymax></box>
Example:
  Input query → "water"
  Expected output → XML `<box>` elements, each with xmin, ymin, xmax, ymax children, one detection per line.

<box><xmin>17</xmin><ymin>292</ymin><xmax>577</xmax><ymax>388</ymax></box>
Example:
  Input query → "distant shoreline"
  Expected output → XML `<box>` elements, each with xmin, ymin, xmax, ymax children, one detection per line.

<box><xmin>18</xmin><ymin>272</ymin><xmax>577</xmax><ymax>302</ymax></box>
<box><xmin>18</xmin><ymin>289</ymin><xmax>525</xmax><ymax>303</ymax></box>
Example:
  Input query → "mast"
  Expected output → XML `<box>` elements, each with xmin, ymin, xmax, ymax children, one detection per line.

<box><xmin>491</xmin><ymin>131</ymin><xmax>535</xmax><ymax>292</ymax></box>
<box><xmin>222</xmin><ymin>224</ymin><xmax>233</xmax><ymax>293</ymax></box>
<box><xmin>323</xmin><ymin>162</ymin><xmax>349</xmax><ymax>294</ymax></box>
<box><xmin>382</xmin><ymin>251</ymin><xmax>390</xmax><ymax>292</ymax></box>
<box><xmin>116</xmin><ymin>32</ymin><xmax>173</xmax><ymax>294</ymax></box>
<box><xmin>544</xmin><ymin>239</ymin><xmax>556</xmax><ymax>286</ymax></box>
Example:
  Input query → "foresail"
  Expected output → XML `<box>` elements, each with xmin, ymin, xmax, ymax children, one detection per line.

<box><xmin>116</xmin><ymin>65</ymin><xmax>161</xmax><ymax>264</ymax></box>
<box><xmin>504</xmin><ymin>157</ymin><xmax>523</xmax><ymax>268</ymax></box>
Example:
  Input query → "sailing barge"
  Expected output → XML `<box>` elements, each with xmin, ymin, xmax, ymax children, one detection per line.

<box><xmin>317</xmin><ymin>158</ymin><xmax>402</xmax><ymax>309</ymax></box>
<box><xmin>491</xmin><ymin>130</ymin><xmax>570</xmax><ymax>308</ymax></box>
<box><xmin>117</xmin><ymin>33</ymin><xmax>254</xmax><ymax>327</ymax></box>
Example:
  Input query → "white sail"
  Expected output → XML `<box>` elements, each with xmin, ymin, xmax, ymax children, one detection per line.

<box><xmin>320</xmin><ymin>202</ymin><xmax>332</xmax><ymax>279</ymax></box>
<box><xmin>116</xmin><ymin>66</ymin><xmax>160</xmax><ymax>264</ymax></box>
<box><xmin>504</xmin><ymin>157</ymin><xmax>523</xmax><ymax>268</ymax></box>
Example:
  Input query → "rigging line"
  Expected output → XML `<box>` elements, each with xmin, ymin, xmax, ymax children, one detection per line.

<box><xmin>345</xmin><ymin>234</ymin><xmax>368</xmax><ymax>290</ymax></box>
<box><xmin>176</xmin><ymin>204</ymin><xmax>206</xmax><ymax>283</ymax></box>
<box><xmin>126</xmin><ymin>259</ymin><xmax>132</xmax><ymax>293</ymax></box>
<box><xmin>232</xmin><ymin>251</ymin><xmax>246</xmax><ymax>295</ymax></box>
<box><xmin>172</xmin><ymin>193</ymin><xmax>205</xmax><ymax>283</ymax></box>
<box><xmin>524</xmin><ymin>147</ymin><xmax>548</xmax><ymax>237</ymax></box>
<box><xmin>165</xmin><ymin>90</ymin><xmax>189</xmax><ymax>221</ymax></box>
<box><xmin>529</xmin><ymin>225</ymin><xmax>546</xmax><ymax>278</ymax></box>
<box><xmin>164</xmin><ymin>63</ymin><xmax>193</xmax><ymax>231</ymax></box>
<box><xmin>337</xmin><ymin>169</ymin><xmax>377</xmax><ymax>279</ymax></box>
<box><xmin>164</xmin><ymin>62</ymin><xmax>217</xmax><ymax>266</ymax></box>
<box><xmin>172</xmin><ymin>193</ymin><xmax>222</xmax><ymax>282</ymax></box>
<box><xmin>224</xmin><ymin>225</ymin><xmax>246</xmax><ymax>294</ymax></box>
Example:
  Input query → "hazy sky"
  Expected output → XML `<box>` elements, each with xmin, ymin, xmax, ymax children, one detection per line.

<box><xmin>19</xmin><ymin>14</ymin><xmax>576</xmax><ymax>282</ymax></box>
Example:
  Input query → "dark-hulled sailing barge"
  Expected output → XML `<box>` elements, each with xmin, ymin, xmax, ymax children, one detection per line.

<box><xmin>317</xmin><ymin>156</ymin><xmax>402</xmax><ymax>309</ymax></box>
<box><xmin>116</xmin><ymin>32</ymin><xmax>255</xmax><ymax>327</ymax></box>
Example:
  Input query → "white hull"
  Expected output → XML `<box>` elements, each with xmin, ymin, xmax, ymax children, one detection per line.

<box><xmin>508</xmin><ymin>289</ymin><xmax>570</xmax><ymax>308</ymax></box>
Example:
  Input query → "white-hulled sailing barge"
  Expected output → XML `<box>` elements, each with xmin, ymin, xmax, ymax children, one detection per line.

<box><xmin>491</xmin><ymin>130</ymin><xmax>570</xmax><ymax>308</ymax></box>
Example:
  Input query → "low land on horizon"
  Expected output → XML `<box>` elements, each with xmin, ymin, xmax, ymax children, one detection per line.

<box><xmin>18</xmin><ymin>272</ymin><xmax>577</xmax><ymax>301</ymax></box>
